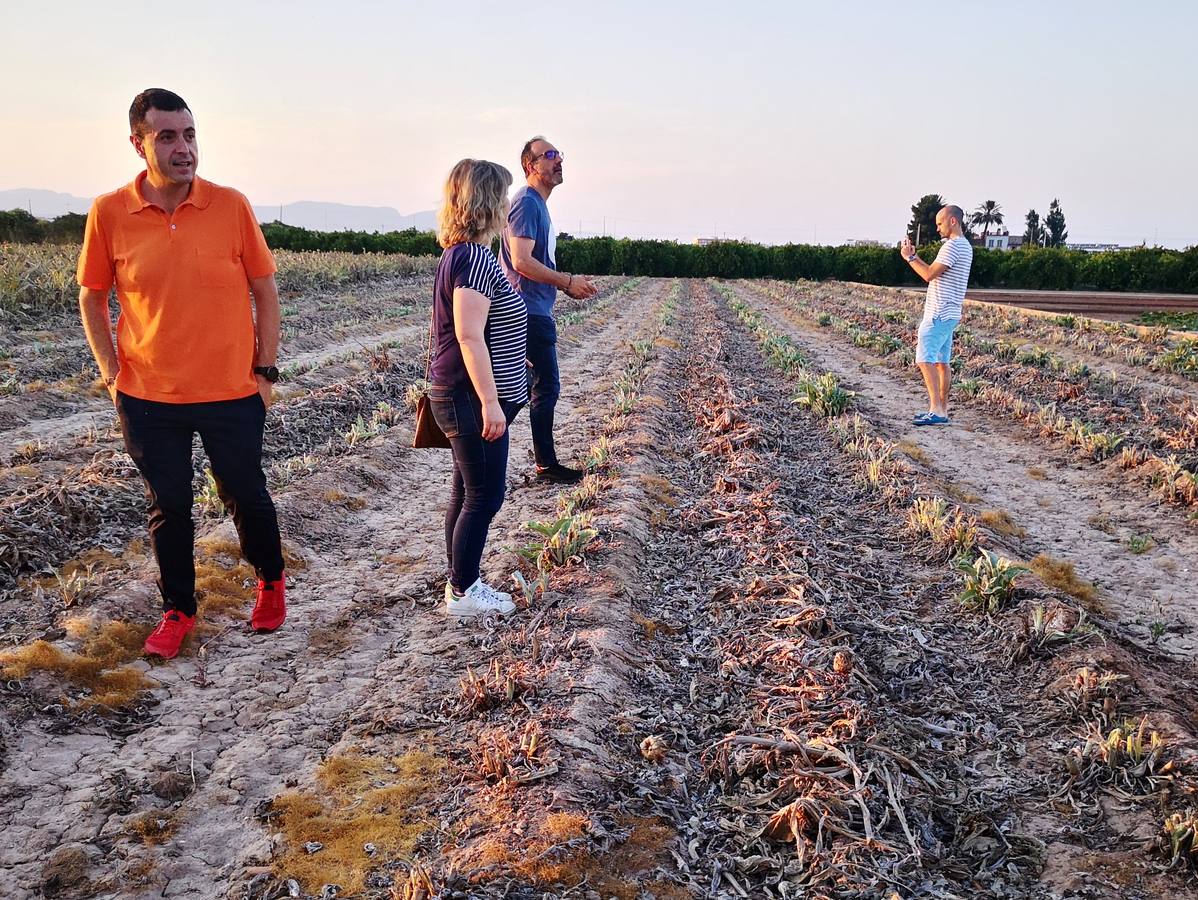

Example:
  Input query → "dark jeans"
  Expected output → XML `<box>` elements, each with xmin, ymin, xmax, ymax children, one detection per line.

<box><xmin>116</xmin><ymin>392</ymin><xmax>284</xmax><ymax>616</ymax></box>
<box><xmin>428</xmin><ymin>383</ymin><xmax>522</xmax><ymax>592</ymax></box>
<box><xmin>526</xmin><ymin>314</ymin><xmax>561</xmax><ymax>467</ymax></box>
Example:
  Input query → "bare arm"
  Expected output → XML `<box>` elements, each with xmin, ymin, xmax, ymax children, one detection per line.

<box><xmin>78</xmin><ymin>287</ymin><xmax>119</xmax><ymax>402</ymax></box>
<box><xmin>250</xmin><ymin>274</ymin><xmax>280</xmax><ymax>406</ymax></box>
<box><xmin>453</xmin><ymin>286</ymin><xmax>506</xmax><ymax>441</ymax></box>
<box><xmin>507</xmin><ymin>235</ymin><xmax>597</xmax><ymax>299</ymax></box>
<box><xmin>899</xmin><ymin>238</ymin><xmax>948</xmax><ymax>283</ymax></box>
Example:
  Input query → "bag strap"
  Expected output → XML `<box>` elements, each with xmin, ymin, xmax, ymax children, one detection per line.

<box><xmin>424</xmin><ymin>311</ymin><xmax>436</xmax><ymax>381</ymax></box>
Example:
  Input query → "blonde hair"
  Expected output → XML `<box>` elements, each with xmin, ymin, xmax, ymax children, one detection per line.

<box><xmin>437</xmin><ymin>159</ymin><xmax>513</xmax><ymax>248</ymax></box>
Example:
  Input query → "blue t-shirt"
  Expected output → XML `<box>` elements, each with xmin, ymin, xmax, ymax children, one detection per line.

<box><xmin>500</xmin><ymin>185</ymin><xmax>558</xmax><ymax>319</ymax></box>
<box><xmin>429</xmin><ymin>242</ymin><xmax>529</xmax><ymax>404</ymax></box>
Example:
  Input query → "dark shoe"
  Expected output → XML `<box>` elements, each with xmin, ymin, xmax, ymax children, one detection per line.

<box><xmin>252</xmin><ymin>573</ymin><xmax>286</xmax><ymax>632</ymax></box>
<box><xmin>536</xmin><ymin>463</ymin><xmax>584</xmax><ymax>484</ymax></box>
<box><xmin>144</xmin><ymin>610</ymin><xmax>196</xmax><ymax>659</ymax></box>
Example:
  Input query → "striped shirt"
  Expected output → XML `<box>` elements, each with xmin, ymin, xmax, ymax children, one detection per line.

<box><xmin>430</xmin><ymin>242</ymin><xmax>529</xmax><ymax>404</ymax></box>
<box><xmin>923</xmin><ymin>236</ymin><xmax>973</xmax><ymax>320</ymax></box>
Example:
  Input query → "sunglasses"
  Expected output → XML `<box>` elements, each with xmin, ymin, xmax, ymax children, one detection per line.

<box><xmin>534</xmin><ymin>150</ymin><xmax>564</xmax><ymax>162</ymax></box>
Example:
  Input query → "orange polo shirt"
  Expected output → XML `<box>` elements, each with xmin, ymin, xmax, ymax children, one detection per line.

<box><xmin>77</xmin><ymin>172</ymin><xmax>277</xmax><ymax>404</ymax></box>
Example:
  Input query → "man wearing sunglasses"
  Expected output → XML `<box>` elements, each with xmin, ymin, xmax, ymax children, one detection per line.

<box><xmin>501</xmin><ymin>136</ymin><xmax>597</xmax><ymax>484</ymax></box>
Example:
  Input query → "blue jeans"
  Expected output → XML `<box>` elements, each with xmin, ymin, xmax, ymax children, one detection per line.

<box><xmin>116</xmin><ymin>391</ymin><xmax>284</xmax><ymax>616</ymax></box>
<box><xmin>428</xmin><ymin>383</ymin><xmax>523</xmax><ymax>592</ymax></box>
<box><xmin>526</xmin><ymin>314</ymin><xmax>561</xmax><ymax>467</ymax></box>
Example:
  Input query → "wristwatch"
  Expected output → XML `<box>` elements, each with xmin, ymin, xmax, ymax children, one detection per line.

<box><xmin>905</xmin><ymin>254</ymin><xmax>918</xmax><ymax>262</ymax></box>
<box><xmin>253</xmin><ymin>365</ymin><xmax>280</xmax><ymax>383</ymax></box>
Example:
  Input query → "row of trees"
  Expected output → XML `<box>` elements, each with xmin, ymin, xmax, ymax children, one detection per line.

<box><xmin>0</xmin><ymin>212</ymin><xmax>445</xmax><ymax>256</ymax></box>
<box><xmin>0</xmin><ymin>209</ymin><xmax>88</xmax><ymax>244</ymax></box>
<box><xmin>5</xmin><ymin>206</ymin><xmax>1195</xmax><ymax>292</ymax></box>
<box><xmin>906</xmin><ymin>195</ymin><xmax>1069</xmax><ymax>248</ymax></box>
<box><xmin>551</xmin><ymin>237</ymin><xmax>1198</xmax><ymax>293</ymax></box>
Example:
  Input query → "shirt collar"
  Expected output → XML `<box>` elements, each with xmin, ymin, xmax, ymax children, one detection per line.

<box><xmin>122</xmin><ymin>170</ymin><xmax>211</xmax><ymax>213</ymax></box>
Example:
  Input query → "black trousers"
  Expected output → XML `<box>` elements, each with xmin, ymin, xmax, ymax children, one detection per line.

<box><xmin>427</xmin><ymin>383</ymin><xmax>523</xmax><ymax>593</ymax></box>
<box><xmin>525</xmin><ymin>314</ymin><xmax>561</xmax><ymax>467</ymax></box>
<box><xmin>116</xmin><ymin>391</ymin><xmax>284</xmax><ymax>616</ymax></box>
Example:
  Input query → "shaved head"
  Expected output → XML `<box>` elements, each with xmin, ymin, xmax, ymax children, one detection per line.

<box><xmin>942</xmin><ymin>205</ymin><xmax>964</xmax><ymax>224</ymax></box>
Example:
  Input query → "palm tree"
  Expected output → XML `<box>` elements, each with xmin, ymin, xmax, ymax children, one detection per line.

<box><xmin>971</xmin><ymin>201</ymin><xmax>1004</xmax><ymax>241</ymax></box>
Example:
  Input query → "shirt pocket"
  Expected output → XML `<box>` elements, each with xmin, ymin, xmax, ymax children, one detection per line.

<box><xmin>196</xmin><ymin>248</ymin><xmax>243</xmax><ymax>288</ymax></box>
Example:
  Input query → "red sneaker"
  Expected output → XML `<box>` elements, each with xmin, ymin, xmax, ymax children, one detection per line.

<box><xmin>143</xmin><ymin>610</ymin><xmax>196</xmax><ymax>659</ymax></box>
<box><xmin>252</xmin><ymin>573</ymin><xmax>286</xmax><ymax>632</ymax></box>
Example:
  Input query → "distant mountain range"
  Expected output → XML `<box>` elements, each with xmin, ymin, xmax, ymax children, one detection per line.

<box><xmin>0</xmin><ymin>188</ymin><xmax>436</xmax><ymax>233</ymax></box>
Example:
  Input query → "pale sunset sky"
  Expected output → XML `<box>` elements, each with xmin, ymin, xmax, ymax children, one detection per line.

<box><xmin>2</xmin><ymin>0</ymin><xmax>1195</xmax><ymax>247</ymax></box>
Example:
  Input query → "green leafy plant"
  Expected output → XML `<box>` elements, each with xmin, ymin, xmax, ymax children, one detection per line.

<box><xmin>559</xmin><ymin>475</ymin><xmax>601</xmax><ymax>515</ymax></box>
<box><xmin>51</xmin><ymin>563</ymin><xmax>98</xmax><ymax>608</ymax></box>
<box><xmin>512</xmin><ymin>561</ymin><xmax>551</xmax><ymax>606</ymax></box>
<box><xmin>1157</xmin><ymin>340</ymin><xmax>1198</xmax><ymax>377</ymax></box>
<box><xmin>1065</xmin><ymin>716</ymin><xmax>1170</xmax><ymax>795</ymax></box>
<box><xmin>1162</xmin><ymin>811</ymin><xmax>1198</xmax><ymax>871</ymax></box>
<box><xmin>196</xmin><ymin>468</ymin><xmax>224</xmax><ymax>517</ymax></box>
<box><xmin>585</xmin><ymin>436</ymin><xmax>614</xmax><ymax>471</ymax></box>
<box><xmin>404</xmin><ymin>379</ymin><xmax>431</xmax><ymax>411</ymax></box>
<box><xmin>343</xmin><ymin>415</ymin><xmax>379</xmax><ymax>446</ymax></box>
<box><xmin>1127</xmin><ymin>534</ymin><xmax>1154</xmax><ymax>554</ymax></box>
<box><xmin>957</xmin><ymin>377</ymin><xmax>983</xmax><ymax>398</ymax></box>
<box><xmin>793</xmin><ymin>372</ymin><xmax>854</xmax><ymax>418</ymax></box>
<box><xmin>956</xmin><ymin>550</ymin><xmax>1028</xmax><ymax>613</ymax></box>
<box><xmin>519</xmin><ymin>515</ymin><xmax>598</xmax><ymax>569</ymax></box>
<box><xmin>1025</xmin><ymin>604</ymin><xmax>1096</xmax><ymax>652</ymax></box>
<box><xmin>613</xmin><ymin>383</ymin><xmax>638</xmax><ymax>415</ymax></box>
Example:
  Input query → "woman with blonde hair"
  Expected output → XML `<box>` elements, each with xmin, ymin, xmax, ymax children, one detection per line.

<box><xmin>428</xmin><ymin>159</ymin><xmax>528</xmax><ymax>617</ymax></box>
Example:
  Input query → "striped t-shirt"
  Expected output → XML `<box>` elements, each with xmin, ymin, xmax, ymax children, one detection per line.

<box><xmin>430</xmin><ymin>242</ymin><xmax>529</xmax><ymax>404</ymax></box>
<box><xmin>923</xmin><ymin>236</ymin><xmax>973</xmax><ymax>320</ymax></box>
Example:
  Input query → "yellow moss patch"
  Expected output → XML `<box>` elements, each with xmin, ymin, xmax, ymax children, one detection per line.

<box><xmin>633</xmin><ymin>613</ymin><xmax>679</xmax><ymax>641</ymax></box>
<box><xmin>897</xmin><ymin>440</ymin><xmax>931</xmax><ymax>465</ymax></box>
<box><xmin>126</xmin><ymin>810</ymin><xmax>176</xmax><ymax>845</ymax></box>
<box><xmin>0</xmin><ymin>623</ymin><xmax>154</xmax><ymax>710</ymax></box>
<box><xmin>307</xmin><ymin>624</ymin><xmax>353</xmax><ymax>655</ymax></box>
<box><xmin>9</xmin><ymin>465</ymin><xmax>39</xmax><ymax>478</ymax></box>
<box><xmin>196</xmin><ymin>537</ymin><xmax>307</xmax><ymax>572</ymax></box>
<box><xmin>188</xmin><ymin>539</ymin><xmax>307</xmax><ymax>623</ymax></box>
<box><xmin>1030</xmin><ymin>554</ymin><xmax>1099</xmax><ymax>607</ymax></box>
<box><xmin>194</xmin><ymin>556</ymin><xmax>256</xmax><ymax>620</ymax></box>
<box><xmin>196</xmin><ymin>536</ymin><xmax>244</xmax><ymax>559</ymax></box>
<box><xmin>273</xmin><ymin>750</ymin><xmax>442</xmax><ymax>895</ymax></box>
<box><xmin>638</xmin><ymin>474</ymin><xmax>678</xmax><ymax>506</ymax></box>
<box><xmin>943</xmin><ymin>482</ymin><xmax>981</xmax><ymax>504</ymax></box>
<box><xmin>323</xmin><ymin>489</ymin><xmax>367</xmax><ymax>510</ymax></box>
<box><xmin>1027</xmin><ymin>467</ymin><xmax>1048</xmax><ymax>480</ymax></box>
<box><xmin>980</xmin><ymin>509</ymin><xmax>1027</xmax><ymax>539</ymax></box>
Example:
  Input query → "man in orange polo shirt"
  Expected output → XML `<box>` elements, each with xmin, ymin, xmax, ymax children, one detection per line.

<box><xmin>78</xmin><ymin>88</ymin><xmax>287</xmax><ymax>660</ymax></box>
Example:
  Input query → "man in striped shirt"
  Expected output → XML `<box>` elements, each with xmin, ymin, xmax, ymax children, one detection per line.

<box><xmin>900</xmin><ymin>204</ymin><xmax>973</xmax><ymax>426</ymax></box>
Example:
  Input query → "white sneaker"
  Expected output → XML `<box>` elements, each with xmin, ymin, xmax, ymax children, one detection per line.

<box><xmin>445</xmin><ymin>579</ymin><xmax>517</xmax><ymax>617</ymax></box>
<box><xmin>445</xmin><ymin>579</ymin><xmax>512</xmax><ymax>604</ymax></box>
